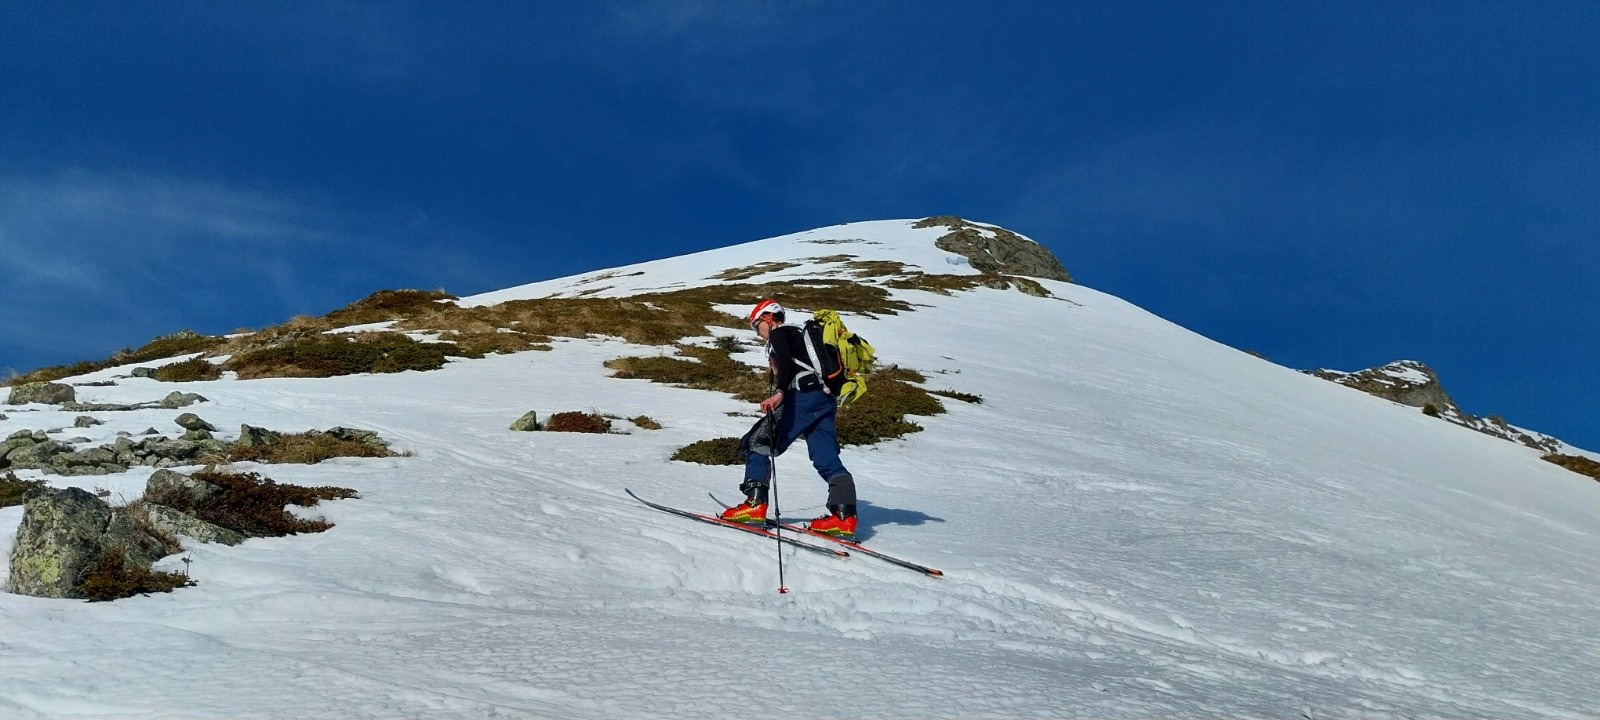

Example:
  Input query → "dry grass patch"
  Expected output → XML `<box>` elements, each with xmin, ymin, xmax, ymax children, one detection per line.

<box><xmin>10</xmin><ymin>330</ymin><xmax>225</xmax><ymax>385</ymax></box>
<box><xmin>145</xmin><ymin>469</ymin><xmax>357</xmax><ymax>538</ymax></box>
<box><xmin>544</xmin><ymin>411</ymin><xmax>612</xmax><ymax>433</ymax></box>
<box><xmin>606</xmin><ymin>344</ymin><xmax>770</xmax><ymax>403</ymax></box>
<box><xmin>323</xmin><ymin>289</ymin><xmax>457</xmax><ymax>327</ymax></box>
<box><xmin>227</xmin><ymin>333</ymin><xmax>451</xmax><ymax>379</ymax></box>
<box><xmin>714</xmin><ymin>261</ymin><xmax>801</xmax><ymax>281</ymax></box>
<box><xmin>1543</xmin><ymin>453</ymin><xmax>1600</xmax><ymax>483</ymax></box>
<box><xmin>153</xmin><ymin>357</ymin><xmax>222</xmax><ymax>382</ymax></box>
<box><xmin>631</xmin><ymin>415</ymin><xmax>662</xmax><ymax>430</ymax></box>
<box><xmin>230</xmin><ymin>430</ymin><xmax>393</xmax><ymax>465</ymax></box>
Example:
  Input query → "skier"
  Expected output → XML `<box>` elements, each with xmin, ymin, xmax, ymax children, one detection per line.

<box><xmin>719</xmin><ymin>299</ymin><xmax>858</xmax><ymax>538</ymax></box>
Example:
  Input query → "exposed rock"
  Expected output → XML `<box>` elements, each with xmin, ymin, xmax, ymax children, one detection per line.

<box><xmin>175</xmin><ymin>413</ymin><xmax>217</xmax><ymax>432</ymax></box>
<box><xmin>138</xmin><ymin>503</ymin><xmax>244</xmax><ymax>546</ymax></box>
<box><xmin>181</xmin><ymin>429</ymin><xmax>214</xmax><ymax>442</ymax></box>
<box><xmin>74</xmin><ymin>380</ymin><xmax>117</xmax><ymax>387</ymax></box>
<box><xmin>1308</xmin><ymin>359</ymin><xmax>1562</xmax><ymax>453</ymax></box>
<box><xmin>510</xmin><ymin>411</ymin><xmax>540</xmax><ymax>432</ymax></box>
<box><xmin>914</xmin><ymin>216</ymin><xmax>1073</xmax><ymax>283</ymax></box>
<box><xmin>236</xmin><ymin>424</ymin><xmax>282</xmax><ymax>448</ymax></box>
<box><xmin>131</xmin><ymin>367</ymin><xmax>159</xmax><ymax>378</ymax></box>
<box><xmin>160</xmin><ymin>392</ymin><xmax>208</xmax><ymax>409</ymax></box>
<box><xmin>327</xmin><ymin>426</ymin><xmax>386</xmax><ymax>447</ymax></box>
<box><xmin>142</xmin><ymin>428</ymin><xmax>161</xmax><ymax>436</ymax></box>
<box><xmin>74</xmin><ymin>416</ymin><xmax>103</xmax><ymax>428</ymax></box>
<box><xmin>6</xmin><ymin>382</ymin><xmax>77</xmax><ymax>406</ymax></box>
<box><xmin>8</xmin><ymin>487</ymin><xmax>173</xmax><ymax>598</ymax></box>
<box><xmin>145</xmin><ymin>469</ymin><xmax>223</xmax><ymax>506</ymax></box>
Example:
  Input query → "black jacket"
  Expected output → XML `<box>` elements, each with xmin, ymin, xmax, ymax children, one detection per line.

<box><xmin>766</xmin><ymin>324</ymin><xmax>823</xmax><ymax>394</ymax></box>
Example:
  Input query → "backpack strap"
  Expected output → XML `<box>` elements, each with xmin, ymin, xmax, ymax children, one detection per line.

<box><xmin>794</xmin><ymin>322</ymin><xmax>827</xmax><ymax>393</ymax></box>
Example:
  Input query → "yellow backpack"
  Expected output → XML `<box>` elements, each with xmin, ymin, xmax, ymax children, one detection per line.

<box><xmin>801</xmin><ymin>309</ymin><xmax>876</xmax><ymax>407</ymax></box>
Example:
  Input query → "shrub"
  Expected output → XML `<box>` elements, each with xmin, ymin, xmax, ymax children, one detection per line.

<box><xmin>229</xmin><ymin>430</ymin><xmax>393</xmax><ymax>465</ymax></box>
<box><xmin>1</xmin><ymin>471</ymin><xmax>46</xmax><ymax>508</ymax></box>
<box><xmin>930</xmin><ymin>389</ymin><xmax>982</xmax><ymax>404</ymax></box>
<box><xmin>835</xmin><ymin>377</ymin><xmax>945</xmax><ymax>446</ymax></box>
<box><xmin>631</xmin><ymin>415</ymin><xmax>662</xmax><ymax>430</ymax></box>
<box><xmin>76</xmin><ymin>544</ymin><xmax>193</xmax><ymax>602</ymax></box>
<box><xmin>1543</xmin><ymin>453</ymin><xmax>1600</xmax><ymax>483</ymax></box>
<box><xmin>154</xmin><ymin>357</ymin><xmax>222</xmax><ymax>382</ymax></box>
<box><xmin>544</xmin><ymin>412</ymin><xmax>612</xmax><ymax>433</ymax></box>
<box><xmin>227</xmin><ymin>333</ymin><xmax>450</xmax><ymax>379</ymax></box>
<box><xmin>146</xmin><ymin>470</ymin><xmax>356</xmax><ymax>537</ymax></box>
<box><xmin>1422</xmin><ymin>403</ymin><xmax>1441</xmax><ymax>417</ymax></box>
<box><xmin>671</xmin><ymin>438</ymin><xmax>743</xmax><ymax>465</ymax></box>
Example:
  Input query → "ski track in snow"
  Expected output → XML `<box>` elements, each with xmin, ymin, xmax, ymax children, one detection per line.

<box><xmin>2</xmin><ymin>220</ymin><xmax>1597</xmax><ymax>718</ymax></box>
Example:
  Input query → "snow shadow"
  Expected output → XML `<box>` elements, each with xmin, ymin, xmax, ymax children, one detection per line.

<box><xmin>853</xmin><ymin>500</ymin><xmax>943</xmax><ymax>542</ymax></box>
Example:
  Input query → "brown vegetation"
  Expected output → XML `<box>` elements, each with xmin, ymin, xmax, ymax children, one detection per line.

<box><xmin>714</xmin><ymin>262</ymin><xmax>801</xmax><ymax>281</ymax></box>
<box><xmin>145</xmin><ymin>469</ymin><xmax>357</xmax><ymax>538</ymax></box>
<box><xmin>229</xmin><ymin>431</ymin><xmax>394</xmax><ymax>465</ymax></box>
<box><xmin>227</xmin><ymin>333</ymin><xmax>451</xmax><ymax>379</ymax></box>
<box><xmin>543</xmin><ymin>412</ymin><xmax>613</xmax><ymax>433</ymax></box>
<box><xmin>1543</xmin><ymin>453</ymin><xmax>1600</xmax><ymax>483</ymax></box>
<box><xmin>671</xmin><ymin>438</ymin><xmax>743</xmax><ymax>465</ymax></box>
<box><xmin>1</xmin><ymin>471</ymin><xmax>45</xmax><ymax>507</ymax></box>
<box><xmin>76</xmin><ymin>544</ymin><xmax>193</xmax><ymax>602</ymax></box>
<box><xmin>631</xmin><ymin>416</ymin><xmax>662</xmax><ymax>430</ymax></box>
<box><xmin>154</xmin><ymin>357</ymin><xmax>223</xmax><ymax>382</ymax></box>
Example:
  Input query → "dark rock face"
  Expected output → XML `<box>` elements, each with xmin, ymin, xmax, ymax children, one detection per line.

<box><xmin>1308</xmin><ymin>360</ymin><xmax>1561</xmax><ymax>452</ymax></box>
<box><xmin>8</xmin><ymin>487</ymin><xmax>173</xmax><ymax>598</ymax></box>
<box><xmin>914</xmin><ymin>216</ymin><xmax>1072</xmax><ymax>283</ymax></box>
<box><xmin>6</xmin><ymin>382</ymin><xmax>77</xmax><ymax>406</ymax></box>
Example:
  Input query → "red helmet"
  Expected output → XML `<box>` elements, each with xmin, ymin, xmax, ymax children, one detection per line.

<box><xmin>747</xmin><ymin>299</ymin><xmax>784</xmax><ymax>327</ymax></box>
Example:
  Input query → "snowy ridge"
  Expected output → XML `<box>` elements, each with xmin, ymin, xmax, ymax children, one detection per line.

<box><xmin>2</xmin><ymin>219</ymin><xmax>1597</xmax><ymax>718</ymax></box>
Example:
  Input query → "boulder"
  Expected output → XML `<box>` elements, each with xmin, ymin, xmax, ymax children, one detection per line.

<box><xmin>236</xmin><ymin>424</ymin><xmax>281</xmax><ymax>448</ymax></box>
<box><xmin>160</xmin><ymin>392</ymin><xmax>207</xmax><ymax>409</ymax></box>
<box><xmin>138</xmin><ymin>503</ymin><xmax>244</xmax><ymax>546</ymax></box>
<box><xmin>174</xmin><ymin>413</ymin><xmax>217</xmax><ymax>432</ymax></box>
<box><xmin>142</xmin><ymin>427</ymin><xmax>161</xmax><ymax>436</ymax></box>
<box><xmin>131</xmin><ymin>367</ymin><xmax>159</xmax><ymax>378</ymax></box>
<box><xmin>510</xmin><ymin>411</ymin><xmax>540</xmax><ymax>432</ymax></box>
<box><xmin>145</xmin><ymin>469</ymin><xmax>223</xmax><ymax>506</ymax></box>
<box><xmin>73</xmin><ymin>416</ymin><xmax>103</xmax><ymax>428</ymax></box>
<box><xmin>8</xmin><ymin>487</ymin><xmax>172</xmax><ymax>598</ymax></box>
<box><xmin>6</xmin><ymin>382</ymin><xmax>76</xmax><ymax>406</ymax></box>
<box><xmin>180</xmin><ymin>429</ymin><xmax>214</xmax><ymax>442</ymax></box>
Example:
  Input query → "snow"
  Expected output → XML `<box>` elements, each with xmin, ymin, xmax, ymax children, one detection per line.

<box><xmin>2</xmin><ymin>220</ymin><xmax>1597</xmax><ymax>718</ymax></box>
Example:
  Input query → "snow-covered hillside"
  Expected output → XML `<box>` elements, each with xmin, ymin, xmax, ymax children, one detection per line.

<box><xmin>3</xmin><ymin>219</ymin><xmax>1596</xmax><ymax>718</ymax></box>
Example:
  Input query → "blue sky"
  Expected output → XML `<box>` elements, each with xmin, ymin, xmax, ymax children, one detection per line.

<box><xmin>2</xmin><ymin>2</ymin><xmax>1596</xmax><ymax>449</ymax></box>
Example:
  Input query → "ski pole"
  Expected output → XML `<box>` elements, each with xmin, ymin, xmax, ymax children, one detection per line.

<box><xmin>771</xmin><ymin>452</ymin><xmax>787</xmax><ymax>594</ymax></box>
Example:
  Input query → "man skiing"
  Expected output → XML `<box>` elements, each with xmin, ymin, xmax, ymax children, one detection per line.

<box><xmin>719</xmin><ymin>299</ymin><xmax>858</xmax><ymax>538</ymax></box>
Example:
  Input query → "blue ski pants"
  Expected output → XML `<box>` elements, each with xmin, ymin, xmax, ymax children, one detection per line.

<box><xmin>744</xmin><ymin>387</ymin><xmax>849</xmax><ymax>485</ymax></box>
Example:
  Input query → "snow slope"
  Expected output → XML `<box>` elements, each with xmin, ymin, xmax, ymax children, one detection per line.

<box><xmin>2</xmin><ymin>220</ymin><xmax>1596</xmax><ymax>718</ymax></box>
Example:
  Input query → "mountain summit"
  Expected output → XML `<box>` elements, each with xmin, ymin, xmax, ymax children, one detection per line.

<box><xmin>2</xmin><ymin>218</ymin><xmax>1596</xmax><ymax>718</ymax></box>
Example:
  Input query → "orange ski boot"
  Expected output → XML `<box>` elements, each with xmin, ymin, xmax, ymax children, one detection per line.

<box><xmin>808</xmin><ymin>509</ymin><xmax>857</xmax><ymax>539</ymax></box>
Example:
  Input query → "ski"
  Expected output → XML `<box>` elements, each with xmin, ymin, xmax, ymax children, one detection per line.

<box><xmin>626</xmin><ymin>489</ymin><xmax>847</xmax><ymax>558</ymax></box>
<box><xmin>711</xmin><ymin>494</ymin><xmax>943</xmax><ymax>577</ymax></box>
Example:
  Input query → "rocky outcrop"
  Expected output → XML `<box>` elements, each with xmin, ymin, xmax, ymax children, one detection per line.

<box><xmin>6</xmin><ymin>382</ymin><xmax>76</xmax><ymax>406</ymax></box>
<box><xmin>8</xmin><ymin>487</ymin><xmax>176</xmax><ymax>598</ymax></box>
<box><xmin>145</xmin><ymin>468</ymin><xmax>222</xmax><ymax>505</ymax></box>
<box><xmin>327</xmin><ymin>426</ymin><xmax>387</xmax><ymax>448</ymax></box>
<box><xmin>1308</xmin><ymin>360</ymin><xmax>1561</xmax><ymax>452</ymax></box>
<box><xmin>0</xmin><ymin>429</ymin><xmax>228</xmax><ymax>475</ymax></box>
<box><xmin>73</xmin><ymin>416</ymin><xmax>103</xmax><ymax>428</ymax></box>
<box><xmin>138</xmin><ymin>502</ymin><xmax>244</xmax><ymax>546</ymax></box>
<box><xmin>914</xmin><ymin>216</ymin><xmax>1072</xmax><ymax>283</ymax></box>
<box><xmin>510</xmin><ymin>411</ymin><xmax>540</xmax><ymax>431</ymax></box>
